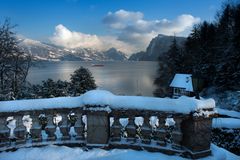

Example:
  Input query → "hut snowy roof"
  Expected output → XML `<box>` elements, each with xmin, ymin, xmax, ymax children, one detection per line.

<box><xmin>170</xmin><ymin>74</ymin><xmax>193</xmax><ymax>92</ymax></box>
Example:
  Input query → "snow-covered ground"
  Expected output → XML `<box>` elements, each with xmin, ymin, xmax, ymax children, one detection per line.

<box><xmin>212</xmin><ymin>108</ymin><xmax>240</xmax><ymax>129</ymax></box>
<box><xmin>216</xmin><ymin>108</ymin><xmax>240</xmax><ymax>119</ymax></box>
<box><xmin>212</xmin><ymin>118</ymin><xmax>240</xmax><ymax>129</ymax></box>
<box><xmin>0</xmin><ymin>144</ymin><xmax>239</xmax><ymax>160</ymax></box>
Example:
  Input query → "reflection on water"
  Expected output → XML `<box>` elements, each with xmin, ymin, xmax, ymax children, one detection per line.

<box><xmin>27</xmin><ymin>61</ymin><xmax>158</xmax><ymax>96</ymax></box>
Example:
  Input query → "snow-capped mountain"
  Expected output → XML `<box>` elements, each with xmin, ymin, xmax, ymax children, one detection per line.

<box><xmin>19</xmin><ymin>38</ymin><xmax>127</xmax><ymax>61</ymax></box>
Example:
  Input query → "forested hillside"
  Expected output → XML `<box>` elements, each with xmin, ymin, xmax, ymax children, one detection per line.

<box><xmin>154</xmin><ymin>2</ymin><xmax>240</xmax><ymax>98</ymax></box>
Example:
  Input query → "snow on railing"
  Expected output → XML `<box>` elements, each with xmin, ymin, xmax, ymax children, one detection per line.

<box><xmin>0</xmin><ymin>90</ymin><xmax>215</xmax><ymax>114</ymax></box>
<box><xmin>0</xmin><ymin>90</ymin><xmax>215</xmax><ymax>159</ymax></box>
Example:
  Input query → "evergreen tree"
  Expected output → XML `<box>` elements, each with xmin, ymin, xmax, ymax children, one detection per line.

<box><xmin>153</xmin><ymin>54</ymin><xmax>172</xmax><ymax>97</ymax></box>
<box><xmin>214</xmin><ymin>3</ymin><xmax>239</xmax><ymax>90</ymax></box>
<box><xmin>70</xmin><ymin>67</ymin><xmax>97</xmax><ymax>96</ymax></box>
<box><xmin>167</xmin><ymin>36</ymin><xmax>182</xmax><ymax>72</ymax></box>
<box><xmin>154</xmin><ymin>36</ymin><xmax>181</xmax><ymax>97</ymax></box>
<box><xmin>31</xmin><ymin>79</ymin><xmax>71</xmax><ymax>98</ymax></box>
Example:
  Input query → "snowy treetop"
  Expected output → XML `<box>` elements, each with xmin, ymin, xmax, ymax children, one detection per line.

<box><xmin>0</xmin><ymin>90</ymin><xmax>215</xmax><ymax>114</ymax></box>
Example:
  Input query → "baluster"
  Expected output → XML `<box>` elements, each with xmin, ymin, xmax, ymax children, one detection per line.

<box><xmin>45</xmin><ymin>112</ymin><xmax>56</xmax><ymax>141</ymax></box>
<box><xmin>38</xmin><ymin>113</ymin><xmax>48</xmax><ymax>141</ymax></box>
<box><xmin>0</xmin><ymin>115</ymin><xmax>10</xmax><ymax>147</ymax></box>
<box><xmin>82</xmin><ymin>114</ymin><xmax>87</xmax><ymax>138</ymax></box>
<box><xmin>30</xmin><ymin>112</ymin><xmax>42</xmax><ymax>143</ymax></box>
<box><xmin>74</xmin><ymin>112</ymin><xmax>84</xmax><ymax>141</ymax></box>
<box><xmin>119</xmin><ymin>117</ymin><xmax>128</xmax><ymax>139</ymax></box>
<box><xmin>110</xmin><ymin>115</ymin><xmax>121</xmax><ymax>142</ymax></box>
<box><xmin>164</xmin><ymin>116</ymin><xmax>175</xmax><ymax>144</ymax></box>
<box><xmin>150</xmin><ymin>116</ymin><xmax>158</xmax><ymax>143</ymax></box>
<box><xmin>59</xmin><ymin>113</ymin><xmax>70</xmax><ymax>141</ymax></box>
<box><xmin>53</xmin><ymin>114</ymin><xmax>63</xmax><ymax>140</ymax></box>
<box><xmin>135</xmin><ymin>116</ymin><xmax>143</xmax><ymax>140</ymax></box>
<box><xmin>68</xmin><ymin>112</ymin><xmax>77</xmax><ymax>139</ymax></box>
<box><xmin>22</xmin><ymin>115</ymin><xmax>33</xmax><ymax>144</ymax></box>
<box><xmin>141</xmin><ymin>114</ymin><xmax>152</xmax><ymax>144</ymax></box>
<box><xmin>125</xmin><ymin>115</ymin><xmax>136</xmax><ymax>143</ymax></box>
<box><xmin>6</xmin><ymin>116</ymin><xmax>16</xmax><ymax>148</ymax></box>
<box><xmin>14</xmin><ymin>114</ymin><xmax>26</xmax><ymax>145</ymax></box>
<box><xmin>155</xmin><ymin>115</ymin><xmax>166</xmax><ymax>146</ymax></box>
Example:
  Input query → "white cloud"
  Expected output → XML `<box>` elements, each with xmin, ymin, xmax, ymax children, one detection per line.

<box><xmin>50</xmin><ymin>24</ymin><xmax>135</xmax><ymax>54</ymax></box>
<box><xmin>50</xmin><ymin>10</ymin><xmax>200</xmax><ymax>54</ymax></box>
<box><xmin>103</xmin><ymin>10</ymin><xmax>200</xmax><ymax>35</ymax></box>
<box><xmin>50</xmin><ymin>24</ymin><xmax>102</xmax><ymax>49</ymax></box>
<box><xmin>103</xmin><ymin>10</ymin><xmax>144</xmax><ymax>29</ymax></box>
<box><xmin>103</xmin><ymin>10</ymin><xmax>200</xmax><ymax>51</ymax></box>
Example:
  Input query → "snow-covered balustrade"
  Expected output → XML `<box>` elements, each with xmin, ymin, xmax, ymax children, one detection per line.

<box><xmin>0</xmin><ymin>90</ymin><xmax>216</xmax><ymax>158</ymax></box>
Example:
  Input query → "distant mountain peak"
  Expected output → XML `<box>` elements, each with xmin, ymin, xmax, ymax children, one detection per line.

<box><xmin>19</xmin><ymin>38</ymin><xmax>127</xmax><ymax>62</ymax></box>
<box><xmin>129</xmin><ymin>34</ymin><xmax>186</xmax><ymax>61</ymax></box>
<box><xmin>20</xmin><ymin>38</ymin><xmax>42</xmax><ymax>45</ymax></box>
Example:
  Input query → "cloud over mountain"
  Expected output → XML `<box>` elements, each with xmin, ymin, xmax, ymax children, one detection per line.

<box><xmin>50</xmin><ymin>10</ymin><xmax>200</xmax><ymax>54</ymax></box>
<box><xmin>103</xmin><ymin>9</ymin><xmax>200</xmax><ymax>51</ymax></box>
<box><xmin>50</xmin><ymin>24</ymin><xmax>102</xmax><ymax>49</ymax></box>
<box><xmin>50</xmin><ymin>24</ymin><xmax>134</xmax><ymax>54</ymax></box>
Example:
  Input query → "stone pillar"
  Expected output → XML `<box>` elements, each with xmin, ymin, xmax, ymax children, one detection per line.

<box><xmin>181</xmin><ymin>116</ymin><xmax>212</xmax><ymax>158</ymax></box>
<box><xmin>86</xmin><ymin>110</ymin><xmax>109</xmax><ymax>145</ymax></box>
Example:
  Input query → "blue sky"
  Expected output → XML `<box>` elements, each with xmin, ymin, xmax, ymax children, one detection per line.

<box><xmin>0</xmin><ymin>0</ymin><xmax>224</xmax><ymax>53</ymax></box>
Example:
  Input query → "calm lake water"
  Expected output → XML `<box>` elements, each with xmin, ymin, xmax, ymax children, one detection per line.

<box><xmin>27</xmin><ymin>61</ymin><xmax>158</xmax><ymax>96</ymax></box>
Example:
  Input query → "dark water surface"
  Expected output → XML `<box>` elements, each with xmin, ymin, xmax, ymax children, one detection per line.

<box><xmin>27</xmin><ymin>61</ymin><xmax>158</xmax><ymax>96</ymax></box>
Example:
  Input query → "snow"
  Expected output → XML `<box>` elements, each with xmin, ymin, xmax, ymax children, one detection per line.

<box><xmin>0</xmin><ymin>144</ymin><xmax>238</xmax><ymax>160</ymax></box>
<box><xmin>53</xmin><ymin>114</ymin><xmax>62</xmax><ymax>125</ymax></box>
<box><xmin>22</xmin><ymin>115</ymin><xmax>33</xmax><ymax>133</ymax></box>
<box><xmin>212</xmin><ymin>118</ymin><xmax>240</xmax><ymax>129</ymax></box>
<box><xmin>170</xmin><ymin>74</ymin><xmax>193</xmax><ymax>92</ymax></box>
<box><xmin>216</xmin><ymin>108</ymin><xmax>240</xmax><ymax>119</ymax></box>
<box><xmin>41</xmin><ymin>130</ymin><xmax>48</xmax><ymax>141</ymax></box>
<box><xmin>55</xmin><ymin>127</ymin><xmax>63</xmax><ymax>139</ymax></box>
<box><xmin>149</xmin><ymin>116</ymin><xmax>159</xmax><ymax>128</ymax></box>
<box><xmin>69</xmin><ymin>126</ymin><xmax>77</xmax><ymax>138</ymax></box>
<box><xmin>165</xmin><ymin>118</ymin><xmax>175</xmax><ymax>127</ymax></box>
<box><xmin>0</xmin><ymin>96</ymin><xmax>82</xmax><ymax>112</ymax></box>
<box><xmin>119</xmin><ymin>118</ymin><xmax>128</xmax><ymax>127</ymax></box>
<box><xmin>84</xmin><ymin>106</ymin><xmax>112</xmax><ymax>113</ymax></box>
<box><xmin>0</xmin><ymin>90</ymin><xmax>215</xmax><ymax>114</ymax></box>
<box><xmin>193</xmin><ymin>109</ymin><xmax>217</xmax><ymax>118</ymax></box>
<box><xmin>134</xmin><ymin>117</ymin><xmax>144</xmax><ymax>126</ymax></box>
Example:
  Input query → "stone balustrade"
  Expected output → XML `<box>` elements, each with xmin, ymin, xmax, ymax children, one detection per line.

<box><xmin>0</xmin><ymin>105</ymin><xmax>214</xmax><ymax>159</ymax></box>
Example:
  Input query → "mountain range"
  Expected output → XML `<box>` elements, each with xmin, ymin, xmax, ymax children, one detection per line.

<box><xmin>19</xmin><ymin>34</ymin><xmax>186</xmax><ymax>62</ymax></box>
<box><xmin>19</xmin><ymin>39</ymin><xmax>128</xmax><ymax>61</ymax></box>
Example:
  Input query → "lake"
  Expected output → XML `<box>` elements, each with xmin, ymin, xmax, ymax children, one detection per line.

<box><xmin>27</xmin><ymin>61</ymin><xmax>158</xmax><ymax>96</ymax></box>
